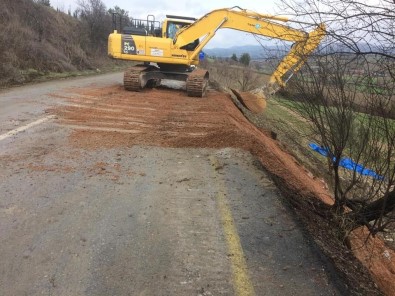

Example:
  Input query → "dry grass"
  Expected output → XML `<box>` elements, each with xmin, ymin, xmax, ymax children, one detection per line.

<box><xmin>0</xmin><ymin>0</ymin><xmax>117</xmax><ymax>86</ymax></box>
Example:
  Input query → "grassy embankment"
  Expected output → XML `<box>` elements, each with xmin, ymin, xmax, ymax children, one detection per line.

<box><xmin>0</xmin><ymin>0</ymin><xmax>129</xmax><ymax>88</ymax></box>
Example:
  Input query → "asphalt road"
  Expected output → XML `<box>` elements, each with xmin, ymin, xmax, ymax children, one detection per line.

<box><xmin>0</xmin><ymin>74</ymin><xmax>345</xmax><ymax>295</ymax></box>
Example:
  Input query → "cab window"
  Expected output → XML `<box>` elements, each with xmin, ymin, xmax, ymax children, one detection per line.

<box><xmin>167</xmin><ymin>21</ymin><xmax>186</xmax><ymax>39</ymax></box>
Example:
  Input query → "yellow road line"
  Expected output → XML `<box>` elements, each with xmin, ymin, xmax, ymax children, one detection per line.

<box><xmin>210</xmin><ymin>156</ymin><xmax>256</xmax><ymax>296</ymax></box>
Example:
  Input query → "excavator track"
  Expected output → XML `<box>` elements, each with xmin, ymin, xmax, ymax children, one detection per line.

<box><xmin>124</xmin><ymin>65</ymin><xmax>161</xmax><ymax>91</ymax></box>
<box><xmin>124</xmin><ymin>66</ymin><xmax>147</xmax><ymax>91</ymax></box>
<box><xmin>186</xmin><ymin>69</ymin><xmax>209</xmax><ymax>97</ymax></box>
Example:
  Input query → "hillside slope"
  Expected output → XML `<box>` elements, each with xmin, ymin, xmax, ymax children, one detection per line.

<box><xmin>0</xmin><ymin>0</ymin><xmax>112</xmax><ymax>86</ymax></box>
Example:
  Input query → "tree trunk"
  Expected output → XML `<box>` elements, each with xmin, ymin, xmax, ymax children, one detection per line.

<box><xmin>346</xmin><ymin>190</ymin><xmax>395</xmax><ymax>229</ymax></box>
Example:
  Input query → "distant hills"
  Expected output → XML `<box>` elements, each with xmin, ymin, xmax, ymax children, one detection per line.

<box><xmin>203</xmin><ymin>45</ymin><xmax>290</xmax><ymax>60</ymax></box>
<box><xmin>203</xmin><ymin>43</ymin><xmax>392</xmax><ymax>60</ymax></box>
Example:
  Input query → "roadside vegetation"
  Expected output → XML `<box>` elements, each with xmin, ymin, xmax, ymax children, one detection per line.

<box><xmin>280</xmin><ymin>0</ymin><xmax>395</xmax><ymax>239</ymax></box>
<box><xmin>0</xmin><ymin>0</ymin><xmax>128</xmax><ymax>87</ymax></box>
<box><xmin>201</xmin><ymin>53</ymin><xmax>270</xmax><ymax>92</ymax></box>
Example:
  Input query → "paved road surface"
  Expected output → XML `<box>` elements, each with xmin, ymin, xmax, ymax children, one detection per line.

<box><xmin>0</xmin><ymin>74</ymin><xmax>345</xmax><ymax>295</ymax></box>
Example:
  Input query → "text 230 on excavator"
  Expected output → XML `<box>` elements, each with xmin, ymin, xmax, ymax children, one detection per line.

<box><xmin>108</xmin><ymin>6</ymin><xmax>325</xmax><ymax>103</ymax></box>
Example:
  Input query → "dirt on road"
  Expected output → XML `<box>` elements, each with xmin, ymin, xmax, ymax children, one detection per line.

<box><xmin>1</xmin><ymin>76</ymin><xmax>349</xmax><ymax>296</ymax></box>
<box><xmin>51</xmin><ymin>83</ymin><xmax>395</xmax><ymax>295</ymax></box>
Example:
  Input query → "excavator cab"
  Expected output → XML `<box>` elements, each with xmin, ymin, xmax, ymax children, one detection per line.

<box><xmin>167</xmin><ymin>22</ymin><xmax>181</xmax><ymax>39</ymax></box>
<box><xmin>162</xmin><ymin>16</ymin><xmax>199</xmax><ymax>50</ymax></box>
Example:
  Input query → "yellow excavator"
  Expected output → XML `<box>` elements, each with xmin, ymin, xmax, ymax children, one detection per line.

<box><xmin>108</xmin><ymin>6</ymin><xmax>325</xmax><ymax>112</ymax></box>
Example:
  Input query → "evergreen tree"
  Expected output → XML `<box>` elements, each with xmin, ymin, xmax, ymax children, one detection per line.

<box><xmin>239</xmin><ymin>53</ymin><xmax>250</xmax><ymax>66</ymax></box>
<box><xmin>231</xmin><ymin>53</ymin><xmax>238</xmax><ymax>62</ymax></box>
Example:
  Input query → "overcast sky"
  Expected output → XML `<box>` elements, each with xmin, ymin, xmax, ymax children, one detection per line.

<box><xmin>52</xmin><ymin>0</ymin><xmax>283</xmax><ymax>48</ymax></box>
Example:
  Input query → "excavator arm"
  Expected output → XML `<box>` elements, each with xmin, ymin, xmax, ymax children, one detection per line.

<box><xmin>173</xmin><ymin>7</ymin><xmax>326</xmax><ymax>89</ymax></box>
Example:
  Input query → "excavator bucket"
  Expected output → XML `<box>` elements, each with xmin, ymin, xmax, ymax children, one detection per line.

<box><xmin>230</xmin><ymin>88</ymin><xmax>267</xmax><ymax>114</ymax></box>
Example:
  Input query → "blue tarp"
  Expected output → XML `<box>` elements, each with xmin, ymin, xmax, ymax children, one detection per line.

<box><xmin>308</xmin><ymin>143</ymin><xmax>384</xmax><ymax>180</ymax></box>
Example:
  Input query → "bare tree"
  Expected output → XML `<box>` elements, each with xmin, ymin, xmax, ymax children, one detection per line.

<box><xmin>210</xmin><ymin>60</ymin><xmax>262</xmax><ymax>91</ymax></box>
<box><xmin>76</xmin><ymin>0</ymin><xmax>111</xmax><ymax>54</ymax></box>
<box><xmin>279</xmin><ymin>0</ymin><xmax>394</xmax><ymax>57</ymax></box>
<box><xmin>237</xmin><ymin>67</ymin><xmax>260</xmax><ymax>91</ymax></box>
<box><xmin>278</xmin><ymin>0</ymin><xmax>395</xmax><ymax>235</ymax></box>
<box><xmin>35</xmin><ymin>0</ymin><xmax>51</xmax><ymax>6</ymax></box>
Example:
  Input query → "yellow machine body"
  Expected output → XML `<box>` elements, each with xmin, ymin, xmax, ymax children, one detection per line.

<box><xmin>108</xmin><ymin>35</ymin><xmax>200</xmax><ymax>66</ymax></box>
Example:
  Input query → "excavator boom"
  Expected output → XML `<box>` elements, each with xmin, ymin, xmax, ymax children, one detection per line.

<box><xmin>172</xmin><ymin>7</ymin><xmax>325</xmax><ymax>89</ymax></box>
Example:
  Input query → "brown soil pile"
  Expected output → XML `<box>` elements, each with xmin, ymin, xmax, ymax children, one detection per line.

<box><xmin>230</xmin><ymin>88</ymin><xmax>267</xmax><ymax>114</ymax></box>
<box><xmin>53</xmin><ymin>84</ymin><xmax>394</xmax><ymax>295</ymax></box>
